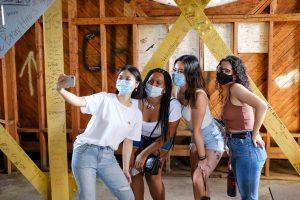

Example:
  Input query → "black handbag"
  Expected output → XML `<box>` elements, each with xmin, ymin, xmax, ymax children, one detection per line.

<box><xmin>144</xmin><ymin>154</ymin><xmax>160</xmax><ymax>175</ymax></box>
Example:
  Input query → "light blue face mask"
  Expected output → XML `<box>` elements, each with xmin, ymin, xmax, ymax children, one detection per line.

<box><xmin>145</xmin><ymin>82</ymin><xmax>163</xmax><ymax>98</ymax></box>
<box><xmin>172</xmin><ymin>72</ymin><xmax>186</xmax><ymax>87</ymax></box>
<box><xmin>116</xmin><ymin>80</ymin><xmax>134</xmax><ymax>95</ymax></box>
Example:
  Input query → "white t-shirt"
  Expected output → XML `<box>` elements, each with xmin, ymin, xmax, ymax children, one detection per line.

<box><xmin>133</xmin><ymin>98</ymin><xmax>182</xmax><ymax>138</ymax></box>
<box><xmin>74</xmin><ymin>92</ymin><xmax>142</xmax><ymax>150</ymax></box>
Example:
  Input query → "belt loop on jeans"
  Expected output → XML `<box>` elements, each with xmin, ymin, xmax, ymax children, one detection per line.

<box><xmin>227</xmin><ymin>131</ymin><xmax>252</xmax><ymax>139</ymax></box>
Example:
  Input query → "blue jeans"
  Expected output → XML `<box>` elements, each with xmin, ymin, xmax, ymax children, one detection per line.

<box><xmin>228</xmin><ymin>133</ymin><xmax>267</xmax><ymax>200</ymax></box>
<box><xmin>72</xmin><ymin>144</ymin><xmax>134</xmax><ymax>200</ymax></box>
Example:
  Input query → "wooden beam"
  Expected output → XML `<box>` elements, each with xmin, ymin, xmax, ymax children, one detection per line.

<box><xmin>128</xmin><ymin>0</ymin><xmax>147</xmax><ymax>17</ymax></box>
<box><xmin>2</xmin><ymin>46</ymin><xmax>18</xmax><ymax>173</ymax></box>
<box><xmin>68</xmin><ymin>0</ymin><xmax>80</xmax><ymax>143</ymax></box>
<box><xmin>100</xmin><ymin>0</ymin><xmax>108</xmax><ymax>92</ymax></box>
<box><xmin>132</xmin><ymin>24</ymin><xmax>138</xmax><ymax>67</ymax></box>
<box><xmin>233</xmin><ymin>22</ymin><xmax>238</xmax><ymax>55</ymax></box>
<box><xmin>71</xmin><ymin>13</ymin><xmax>300</xmax><ymax>25</ymax></box>
<box><xmin>35</xmin><ymin>22</ymin><xmax>47</xmax><ymax>170</ymax></box>
<box><xmin>265</xmin><ymin>0</ymin><xmax>277</xmax><ymax>177</ymax></box>
<box><xmin>249</xmin><ymin>0</ymin><xmax>272</xmax><ymax>15</ymax></box>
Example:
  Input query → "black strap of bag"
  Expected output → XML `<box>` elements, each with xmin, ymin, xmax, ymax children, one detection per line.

<box><xmin>143</xmin><ymin>98</ymin><xmax>177</xmax><ymax>175</ymax></box>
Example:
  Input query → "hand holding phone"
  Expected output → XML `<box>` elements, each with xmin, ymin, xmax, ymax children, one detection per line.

<box><xmin>57</xmin><ymin>74</ymin><xmax>76</xmax><ymax>90</ymax></box>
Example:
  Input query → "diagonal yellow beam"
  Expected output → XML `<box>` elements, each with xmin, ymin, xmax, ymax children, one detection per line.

<box><xmin>0</xmin><ymin>125</ymin><xmax>50</xmax><ymax>199</ymax></box>
<box><xmin>141</xmin><ymin>0</ymin><xmax>210</xmax><ymax>77</ymax></box>
<box><xmin>142</xmin><ymin>0</ymin><xmax>300</xmax><ymax>175</ymax></box>
<box><xmin>175</xmin><ymin>0</ymin><xmax>300</xmax><ymax>175</ymax></box>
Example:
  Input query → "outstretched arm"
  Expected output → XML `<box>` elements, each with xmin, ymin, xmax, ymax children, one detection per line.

<box><xmin>56</xmin><ymin>74</ymin><xmax>86</xmax><ymax>107</ymax></box>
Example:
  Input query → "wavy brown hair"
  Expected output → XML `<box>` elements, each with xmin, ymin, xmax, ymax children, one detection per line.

<box><xmin>216</xmin><ymin>55</ymin><xmax>251</xmax><ymax>102</ymax></box>
<box><xmin>174</xmin><ymin>55</ymin><xmax>209</xmax><ymax>108</ymax></box>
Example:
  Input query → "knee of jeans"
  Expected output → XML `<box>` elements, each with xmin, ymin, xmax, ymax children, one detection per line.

<box><xmin>118</xmin><ymin>185</ymin><xmax>131</xmax><ymax>192</ymax></box>
<box><xmin>118</xmin><ymin>186</ymin><xmax>134</xmax><ymax>200</ymax></box>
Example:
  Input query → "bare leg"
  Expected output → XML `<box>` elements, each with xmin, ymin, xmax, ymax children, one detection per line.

<box><xmin>190</xmin><ymin>145</ymin><xmax>222</xmax><ymax>200</ymax></box>
<box><xmin>130</xmin><ymin>149</ymin><xmax>145</xmax><ymax>200</ymax></box>
<box><xmin>145</xmin><ymin>157</ymin><xmax>166</xmax><ymax>200</ymax></box>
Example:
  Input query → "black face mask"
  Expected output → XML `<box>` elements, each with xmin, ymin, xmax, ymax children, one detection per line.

<box><xmin>217</xmin><ymin>72</ymin><xmax>233</xmax><ymax>85</ymax></box>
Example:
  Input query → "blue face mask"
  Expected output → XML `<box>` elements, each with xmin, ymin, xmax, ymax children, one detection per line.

<box><xmin>145</xmin><ymin>82</ymin><xmax>163</xmax><ymax>98</ymax></box>
<box><xmin>116</xmin><ymin>80</ymin><xmax>134</xmax><ymax>95</ymax></box>
<box><xmin>172</xmin><ymin>72</ymin><xmax>186</xmax><ymax>87</ymax></box>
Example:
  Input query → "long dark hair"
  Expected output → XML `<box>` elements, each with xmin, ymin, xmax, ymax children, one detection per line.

<box><xmin>216</xmin><ymin>55</ymin><xmax>251</xmax><ymax>101</ymax></box>
<box><xmin>143</xmin><ymin>68</ymin><xmax>172</xmax><ymax>142</ymax></box>
<box><xmin>115</xmin><ymin>65</ymin><xmax>143</xmax><ymax>99</ymax></box>
<box><xmin>174</xmin><ymin>55</ymin><xmax>209</xmax><ymax>108</ymax></box>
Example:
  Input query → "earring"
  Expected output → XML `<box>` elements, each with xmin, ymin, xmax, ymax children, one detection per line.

<box><xmin>135</xmin><ymin>88</ymin><xmax>137</xmax><ymax>92</ymax></box>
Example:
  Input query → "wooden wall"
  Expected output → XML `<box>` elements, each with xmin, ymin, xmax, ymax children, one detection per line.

<box><xmin>0</xmin><ymin>0</ymin><xmax>299</xmax><ymax>177</ymax></box>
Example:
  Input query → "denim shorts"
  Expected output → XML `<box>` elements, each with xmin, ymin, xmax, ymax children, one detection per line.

<box><xmin>133</xmin><ymin>134</ymin><xmax>175</xmax><ymax>151</ymax></box>
<box><xmin>191</xmin><ymin>120</ymin><xmax>225</xmax><ymax>152</ymax></box>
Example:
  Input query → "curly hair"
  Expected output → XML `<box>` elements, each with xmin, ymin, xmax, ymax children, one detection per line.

<box><xmin>216</xmin><ymin>55</ymin><xmax>251</xmax><ymax>102</ymax></box>
<box><xmin>174</xmin><ymin>55</ymin><xmax>209</xmax><ymax>108</ymax></box>
<box><xmin>143</xmin><ymin>68</ymin><xmax>172</xmax><ymax>142</ymax></box>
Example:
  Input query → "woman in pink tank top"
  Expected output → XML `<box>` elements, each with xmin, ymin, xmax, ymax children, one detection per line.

<box><xmin>216</xmin><ymin>55</ymin><xmax>268</xmax><ymax>200</ymax></box>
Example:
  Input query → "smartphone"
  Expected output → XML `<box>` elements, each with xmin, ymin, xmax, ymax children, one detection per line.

<box><xmin>131</xmin><ymin>168</ymin><xmax>140</xmax><ymax>176</ymax></box>
<box><xmin>65</xmin><ymin>75</ymin><xmax>75</xmax><ymax>88</ymax></box>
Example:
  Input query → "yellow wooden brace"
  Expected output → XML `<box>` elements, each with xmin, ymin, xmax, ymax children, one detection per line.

<box><xmin>43</xmin><ymin>0</ymin><xmax>72</xmax><ymax>199</ymax></box>
<box><xmin>0</xmin><ymin>125</ymin><xmax>50</xmax><ymax>199</ymax></box>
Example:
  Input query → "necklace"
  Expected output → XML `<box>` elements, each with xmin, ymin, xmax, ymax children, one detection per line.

<box><xmin>144</xmin><ymin>98</ymin><xmax>158</xmax><ymax>110</ymax></box>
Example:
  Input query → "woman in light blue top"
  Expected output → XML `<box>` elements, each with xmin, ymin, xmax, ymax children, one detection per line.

<box><xmin>173</xmin><ymin>55</ymin><xmax>224</xmax><ymax>200</ymax></box>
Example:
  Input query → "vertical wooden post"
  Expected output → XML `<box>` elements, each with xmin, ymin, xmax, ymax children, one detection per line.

<box><xmin>68</xmin><ymin>0</ymin><xmax>80</xmax><ymax>143</ymax></box>
<box><xmin>35</xmin><ymin>22</ymin><xmax>47</xmax><ymax>170</ymax></box>
<box><xmin>43</xmin><ymin>0</ymin><xmax>69</xmax><ymax>198</ymax></box>
<box><xmin>265</xmin><ymin>0</ymin><xmax>277</xmax><ymax>177</ymax></box>
<box><xmin>233</xmin><ymin>22</ymin><xmax>238</xmax><ymax>55</ymax></box>
<box><xmin>1</xmin><ymin>47</ymin><xmax>18</xmax><ymax>173</ymax></box>
<box><xmin>132</xmin><ymin>24</ymin><xmax>138</xmax><ymax>68</ymax></box>
<box><xmin>100</xmin><ymin>0</ymin><xmax>107</xmax><ymax>92</ymax></box>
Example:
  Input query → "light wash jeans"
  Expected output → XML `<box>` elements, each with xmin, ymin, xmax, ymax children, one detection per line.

<box><xmin>228</xmin><ymin>132</ymin><xmax>267</xmax><ymax>200</ymax></box>
<box><xmin>72</xmin><ymin>143</ymin><xmax>134</xmax><ymax>200</ymax></box>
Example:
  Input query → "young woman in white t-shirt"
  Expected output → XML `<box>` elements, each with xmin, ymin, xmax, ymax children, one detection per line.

<box><xmin>56</xmin><ymin>65</ymin><xmax>143</xmax><ymax>200</ymax></box>
<box><xmin>130</xmin><ymin>68</ymin><xmax>181</xmax><ymax>200</ymax></box>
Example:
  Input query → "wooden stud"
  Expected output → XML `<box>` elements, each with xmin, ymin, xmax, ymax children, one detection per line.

<box><xmin>2</xmin><ymin>46</ymin><xmax>18</xmax><ymax>173</ymax></box>
<box><xmin>35</xmin><ymin>22</ymin><xmax>47</xmax><ymax>170</ymax></box>
<box><xmin>100</xmin><ymin>0</ymin><xmax>108</xmax><ymax>92</ymax></box>
<box><xmin>265</xmin><ymin>0</ymin><xmax>277</xmax><ymax>177</ymax></box>
<box><xmin>132</xmin><ymin>24</ymin><xmax>138</xmax><ymax>68</ymax></box>
<box><xmin>233</xmin><ymin>22</ymin><xmax>238</xmax><ymax>55</ymax></box>
<box><xmin>68</xmin><ymin>0</ymin><xmax>80</xmax><ymax>143</ymax></box>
